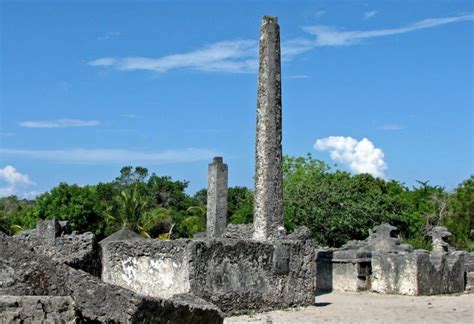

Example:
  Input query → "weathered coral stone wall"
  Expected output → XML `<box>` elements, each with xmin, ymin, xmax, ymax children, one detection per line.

<box><xmin>101</xmin><ymin>238</ymin><xmax>315</xmax><ymax>313</ymax></box>
<box><xmin>371</xmin><ymin>251</ymin><xmax>465</xmax><ymax>295</ymax></box>
<box><xmin>0</xmin><ymin>233</ymin><xmax>224</xmax><ymax>323</ymax></box>
<box><xmin>189</xmin><ymin>239</ymin><xmax>315</xmax><ymax>313</ymax></box>
<box><xmin>102</xmin><ymin>239</ymin><xmax>191</xmax><ymax>298</ymax></box>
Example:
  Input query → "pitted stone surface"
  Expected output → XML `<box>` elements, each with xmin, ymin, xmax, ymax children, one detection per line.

<box><xmin>287</xmin><ymin>226</ymin><xmax>313</xmax><ymax>241</ymax></box>
<box><xmin>189</xmin><ymin>238</ymin><xmax>315</xmax><ymax>314</ymax></box>
<box><xmin>99</xmin><ymin>227</ymin><xmax>144</xmax><ymax>245</ymax></box>
<box><xmin>0</xmin><ymin>233</ymin><xmax>224</xmax><ymax>323</ymax></box>
<box><xmin>315</xmin><ymin>223</ymin><xmax>466</xmax><ymax>294</ymax></box>
<box><xmin>339</xmin><ymin>223</ymin><xmax>413</xmax><ymax>256</ymax></box>
<box><xmin>253</xmin><ymin>16</ymin><xmax>284</xmax><ymax>241</ymax></box>
<box><xmin>429</xmin><ymin>226</ymin><xmax>455</xmax><ymax>253</ymax></box>
<box><xmin>102</xmin><ymin>239</ymin><xmax>192</xmax><ymax>298</ymax></box>
<box><xmin>207</xmin><ymin>157</ymin><xmax>228</xmax><ymax>238</ymax></box>
<box><xmin>14</xmin><ymin>220</ymin><xmax>101</xmax><ymax>277</ymax></box>
<box><xmin>102</xmin><ymin>237</ymin><xmax>316</xmax><ymax>314</ymax></box>
<box><xmin>371</xmin><ymin>250</ymin><xmax>465</xmax><ymax>295</ymax></box>
<box><xmin>222</xmin><ymin>223</ymin><xmax>254</xmax><ymax>239</ymax></box>
<box><xmin>0</xmin><ymin>296</ymin><xmax>79</xmax><ymax>322</ymax></box>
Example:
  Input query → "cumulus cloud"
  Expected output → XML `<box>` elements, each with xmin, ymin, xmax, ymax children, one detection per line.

<box><xmin>0</xmin><ymin>165</ymin><xmax>37</xmax><ymax>198</ymax></box>
<box><xmin>0</xmin><ymin>148</ymin><xmax>217</xmax><ymax>164</ymax></box>
<box><xmin>19</xmin><ymin>119</ymin><xmax>100</xmax><ymax>128</ymax></box>
<box><xmin>314</xmin><ymin>136</ymin><xmax>387</xmax><ymax>178</ymax></box>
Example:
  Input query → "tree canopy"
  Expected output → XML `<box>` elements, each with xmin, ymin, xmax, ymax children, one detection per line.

<box><xmin>1</xmin><ymin>159</ymin><xmax>472</xmax><ymax>251</ymax></box>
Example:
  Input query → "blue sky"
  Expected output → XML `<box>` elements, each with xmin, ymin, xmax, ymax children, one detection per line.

<box><xmin>1</xmin><ymin>0</ymin><xmax>473</xmax><ymax>198</ymax></box>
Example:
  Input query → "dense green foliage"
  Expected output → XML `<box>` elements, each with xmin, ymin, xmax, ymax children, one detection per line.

<box><xmin>444</xmin><ymin>177</ymin><xmax>473</xmax><ymax>250</ymax></box>
<box><xmin>0</xmin><ymin>158</ymin><xmax>472</xmax><ymax>250</ymax></box>
<box><xmin>283</xmin><ymin>155</ymin><xmax>403</xmax><ymax>246</ymax></box>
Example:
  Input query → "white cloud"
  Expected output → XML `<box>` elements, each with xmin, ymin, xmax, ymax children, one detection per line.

<box><xmin>88</xmin><ymin>14</ymin><xmax>473</xmax><ymax>74</ymax></box>
<box><xmin>89</xmin><ymin>37</ymin><xmax>315</xmax><ymax>73</ymax></box>
<box><xmin>89</xmin><ymin>40</ymin><xmax>259</xmax><ymax>73</ymax></box>
<box><xmin>303</xmin><ymin>14</ymin><xmax>474</xmax><ymax>46</ymax></box>
<box><xmin>0</xmin><ymin>148</ymin><xmax>217</xmax><ymax>164</ymax></box>
<box><xmin>364</xmin><ymin>11</ymin><xmax>378</xmax><ymax>20</ymax></box>
<box><xmin>19</xmin><ymin>119</ymin><xmax>100</xmax><ymax>128</ymax></box>
<box><xmin>0</xmin><ymin>165</ymin><xmax>37</xmax><ymax>198</ymax></box>
<box><xmin>281</xmin><ymin>38</ymin><xmax>315</xmax><ymax>59</ymax></box>
<box><xmin>314</xmin><ymin>136</ymin><xmax>387</xmax><ymax>178</ymax></box>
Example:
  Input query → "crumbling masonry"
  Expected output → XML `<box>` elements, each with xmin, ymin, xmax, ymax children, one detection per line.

<box><xmin>101</xmin><ymin>16</ymin><xmax>316</xmax><ymax>314</ymax></box>
<box><xmin>253</xmin><ymin>16</ymin><xmax>284</xmax><ymax>241</ymax></box>
<box><xmin>207</xmin><ymin>157</ymin><xmax>228</xmax><ymax>238</ymax></box>
<box><xmin>1</xmin><ymin>15</ymin><xmax>472</xmax><ymax>322</ymax></box>
<box><xmin>315</xmin><ymin>224</ymin><xmax>468</xmax><ymax>296</ymax></box>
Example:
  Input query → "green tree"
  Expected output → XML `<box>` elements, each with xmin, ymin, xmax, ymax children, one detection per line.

<box><xmin>147</xmin><ymin>174</ymin><xmax>190</xmax><ymax>210</ymax></box>
<box><xmin>141</xmin><ymin>206</ymin><xmax>174</xmax><ymax>239</ymax></box>
<box><xmin>443</xmin><ymin>176</ymin><xmax>474</xmax><ymax>250</ymax></box>
<box><xmin>283</xmin><ymin>154</ymin><xmax>405</xmax><ymax>247</ymax></box>
<box><xmin>228</xmin><ymin>187</ymin><xmax>254</xmax><ymax>224</ymax></box>
<box><xmin>105</xmin><ymin>184</ymin><xmax>150</xmax><ymax>236</ymax></box>
<box><xmin>0</xmin><ymin>196</ymin><xmax>37</xmax><ymax>234</ymax></box>
<box><xmin>115</xmin><ymin>166</ymin><xmax>149</xmax><ymax>187</ymax></box>
<box><xmin>32</xmin><ymin>183</ymin><xmax>105</xmax><ymax>236</ymax></box>
<box><xmin>178</xmin><ymin>206</ymin><xmax>206</xmax><ymax>238</ymax></box>
<box><xmin>193</xmin><ymin>188</ymin><xmax>207</xmax><ymax>206</ymax></box>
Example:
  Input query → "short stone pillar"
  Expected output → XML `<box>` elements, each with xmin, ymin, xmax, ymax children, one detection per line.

<box><xmin>36</xmin><ymin>219</ymin><xmax>61</xmax><ymax>242</ymax></box>
<box><xmin>206</xmin><ymin>157</ymin><xmax>228</xmax><ymax>238</ymax></box>
<box><xmin>253</xmin><ymin>16</ymin><xmax>284</xmax><ymax>241</ymax></box>
<box><xmin>430</xmin><ymin>226</ymin><xmax>454</xmax><ymax>253</ymax></box>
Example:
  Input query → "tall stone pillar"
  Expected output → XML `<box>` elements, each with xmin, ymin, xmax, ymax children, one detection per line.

<box><xmin>206</xmin><ymin>157</ymin><xmax>228</xmax><ymax>238</ymax></box>
<box><xmin>253</xmin><ymin>16</ymin><xmax>284</xmax><ymax>241</ymax></box>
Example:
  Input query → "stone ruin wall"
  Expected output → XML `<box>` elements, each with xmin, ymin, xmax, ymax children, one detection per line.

<box><xmin>101</xmin><ymin>237</ymin><xmax>316</xmax><ymax>314</ymax></box>
<box><xmin>0</xmin><ymin>232</ymin><xmax>224</xmax><ymax>323</ymax></box>
<box><xmin>371</xmin><ymin>250</ymin><xmax>465</xmax><ymax>295</ymax></box>
<box><xmin>315</xmin><ymin>223</ymin><xmax>470</xmax><ymax>296</ymax></box>
<box><xmin>102</xmin><ymin>239</ymin><xmax>191</xmax><ymax>298</ymax></box>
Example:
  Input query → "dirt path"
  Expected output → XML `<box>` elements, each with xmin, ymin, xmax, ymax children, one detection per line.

<box><xmin>225</xmin><ymin>291</ymin><xmax>474</xmax><ymax>324</ymax></box>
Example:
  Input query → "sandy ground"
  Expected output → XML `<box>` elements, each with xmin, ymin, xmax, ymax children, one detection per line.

<box><xmin>225</xmin><ymin>291</ymin><xmax>474</xmax><ymax>324</ymax></box>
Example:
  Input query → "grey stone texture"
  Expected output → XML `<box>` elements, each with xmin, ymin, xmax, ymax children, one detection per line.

<box><xmin>101</xmin><ymin>237</ymin><xmax>315</xmax><ymax>314</ymax></box>
<box><xmin>0</xmin><ymin>233</ymin><xmax>225</xmax><ymax>323</ymax></box>
<box><xmin>102</xmin><ymin>238</ymin><xmax>192</xmax><ymax>298</ymax></box>
<box><xmin>99</xmin><ymin>226</ymin><xmax>144</xmax><ymax>245</ymax></box>
<box><xmin>315</xmin><ymin>223</ymin><xmax>412</xmax><ymax>292</ymax></box>
<box><xmin>222</xmin><ymin>223</ymin><xmax>254</xmax><ymax>240</ymax></box>
<box><xmin>429</xmin><ymin>226</ymin><xmax>455</xmax><ymax>253</ymax></box>
<box><xmin>0</xmin><ymin>296</ymin><xmax>80</xmax><ymax>322</ymax></box>
<box><xmin>286</xmin><ymin>226</ymin><xmax>313</xmax><ymax>241</ymax></box>
<box><xmin>253</xmin><ymin>16</ymin><xmax>284</xmax><ymax>241</ymax></box>
<box><xmin>341</xmin><ymin>223</ymin><xmax>413</xmax><ymax>254</ymax></box>
<box><xmin>207</xmin><ymin>157</ymin><xmax>228</xmax><ymax>238</ymax></box>
<box><xmin>315</xmin><ymin>223</ymin><xmax>466</xmax><ymax>295</ymax></box>
<box><xmin>464</xmin><ymin>252</ymin><xmax>474</xmax><ymax>293</ymax></box>
<box><xmin>14</xmin><ymin>219</ymin><xmax>101</xmax><ymax>277</ymax></box>
<box><xmin>315</xmin><ymin>249</ymin><xmax>372</xmax><ymax>292</ymax></box>
<box><xmin>371</xmin><ymin>250</ymin><xmax>465</xmax><ymax>295</ymax></box>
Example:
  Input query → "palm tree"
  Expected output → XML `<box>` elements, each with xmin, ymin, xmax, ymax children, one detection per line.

<box><xmin>180</xmin><ymin>205</ymin><xmax>206</xmax><ymax>238</ymax></box>
<box><xmin>106</xmin><ymin>184</ymin><xmax>149</xmax><ymax>237</ymax></box>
